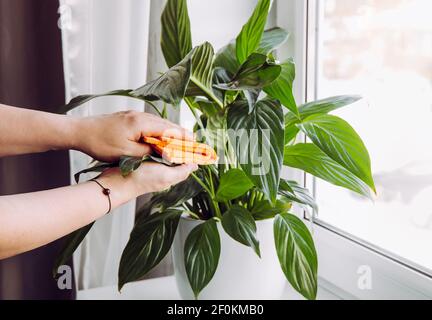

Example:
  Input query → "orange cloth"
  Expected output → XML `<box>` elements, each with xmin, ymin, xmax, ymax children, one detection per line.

<box><xmin>144</xmin><ymin>137</ymin><xmax>217</xmax><ymax>165</ymax></box>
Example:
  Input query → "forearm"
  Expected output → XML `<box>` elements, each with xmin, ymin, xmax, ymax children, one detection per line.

<box><xmin>0</xmin><ymin>173</ymin><xmax>134</xmax><ymax>260</ymax></box>
<box><xmin>0</xmin><ymin>104</ymin><xmax>77</xmax><ymax>157</ymax></box>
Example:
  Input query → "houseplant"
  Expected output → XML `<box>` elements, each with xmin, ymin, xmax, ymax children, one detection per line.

<box><xmin>54</xmin><ymin>0</ymin><xmax>375</xmax><ymax>300</ymax></box>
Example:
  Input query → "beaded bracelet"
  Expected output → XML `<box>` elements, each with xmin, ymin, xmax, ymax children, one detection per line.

<box><xmin>91</xmin><ymin>179</ymin><xmax>112</xmax><ymax>215</ymax></box>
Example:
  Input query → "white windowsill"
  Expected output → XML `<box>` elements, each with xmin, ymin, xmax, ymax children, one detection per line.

<box><xmin>76</xmin><ymin>276</ymin><xmax>341</xmax><ymax>300</ymax></box>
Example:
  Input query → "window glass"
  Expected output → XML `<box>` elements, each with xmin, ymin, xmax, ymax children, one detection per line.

<box><xmin>314</xmin><ymin>0</ymin><xmax>432</xmax><ymax>271</ymax></box>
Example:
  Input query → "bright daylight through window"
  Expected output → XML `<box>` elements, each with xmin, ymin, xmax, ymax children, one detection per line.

<box><xmin>312</xmin><ymin>0</ymin><xmax>432</xmax><ymax>272</ymax></box>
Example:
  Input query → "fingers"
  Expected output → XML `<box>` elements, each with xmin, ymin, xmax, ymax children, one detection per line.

<box><xmin>127</xmin><ymin>141</ymin><xmax>152</xmax><ymax>158</ymax></box>
<box><xmin>138</xmin><ymin>113</ymin><xmax>194</xmax><ymax>141</ymax></box>
<box><xmin>159</xmin><ymin>163</ymin><xmax>199</xmax><ymax>185</ymax></box>
<box><xmin>136</xmin><ymin>162</ymin><xmax>199</xmax><ymax>193</ymax></box>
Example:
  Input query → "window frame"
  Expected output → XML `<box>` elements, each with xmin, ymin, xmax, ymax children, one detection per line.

<box><xmin>276</xmin><ymin>0</ymin><xmax>432</xmax><ymax>299</ymax></box>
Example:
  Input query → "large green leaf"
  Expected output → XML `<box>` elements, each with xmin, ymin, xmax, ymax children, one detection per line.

<box><xmin>221</xmin><ymin>205</ymin><xmax>260</xmax><ymax>257</ymax></box>
<box><xmin>250</xmin><ymin>198</ymin><xmax>291</xmax><ymax>221</ymax></box>
<box><xmin>188</xmin><ymin>42</ymin><xmax>223</xmax><ymax>108</ymax></box>
<box><xmin>284</xmin><ymin>95</ymin><xmax>363</xmax><ymax>145</ymax></box>
<box><xmin>214</xmin><ymin>26</ymin><xmax>288</xmax><ymax>78</ymax></box>
<box><xmin>203</xmin><ymin>109</ymin><xmax>226</xmax><ymax>154</ymax></box>
<box><xmin>236</xmin><ymin>0</ymin><xmax>271</xmax><ymax>63</ymax></box>
<box><xmin>214</xmin><ymin>42</ymin><xmax>239</xmax><ymax>76</ymax></box>
<box><xmin>298</xmin><ymin>114</ymin><xmax>375</xmax><ymax>191</ymax></box>
<box><xmin>118</xmin><ymin>209</ymin><xmax>182</xmax><ymax>290</ymax></box>
<box><xmin>73</xmin><ymin>162</ymin><xmax>117</xmax><ymax>183</ymax></box>
<box><xmin>136</xmin><ymin>174</ymin><xmax>203</xmax><ymax>222</ymax></box>
<box><xmin>257</xmin><ymin>27</ymin><xmax>290</xmax><ymax>55</ymax></box>
<box><xmin>228</xmin><ymin>99</ymin><xmax>284</xmax><ymax>202</ymax></box>
<box><xmin>131</xmin><ymin>55</ymin><xmax>192</xmax><ymax>106</ymax></box>
<box><xmin>53</xmin><ymin>223</ymin><xmax>94</xmax><ymax>278</ymax></box>
<box><xmin>284</xmin><ymin>143</ymin><xmax>372</xmax><ymax>198</ymax></box>
<box><xmin>216</xmin><ymin>169</ymin><xmax>254</xmax><ymax>201</ymax></box>
<box><xmin>61</xmin><ymin>55</ymin><xmax>192</xmax><ymax>112</ymax></box>
<box><xmin>184</xmin><ymin>219</ymin><xmax>221</xmax><ymax>298</ymax></box>
<box><xmin>274</xmin><ymin>213</ymin><xmax>318</xmax><ymax>300</ymax></box>
<box><xmin>285</xmin><ymin>126</ymin><xmax>300</xmax><ymax>146</ymax></box>
<box><xmin>285</xmin><ymin>95</ymin><xmax>362</xmax><ymax>128</ymax></box>
<box><xmin>264</xmin><ymin>59</ymin><xmax>298</xmax><ymax>116</ymax></box>
<box><xmin>279</xmin><ymin>180</ymin><xmax>318</xmax><ymax>212</ymax></box>
<box><xmin>215</xmin><ymin>53</ymin><xmax>281</xmax><ymax>92</ymax></box>
<box><xmin>195</xmin><ymin>99</ymin><xmax>220</xmax><ymax>118</ymax></box>
<box><xmin>58</xmin><ymin>90</ymin><xmax>134</xmax><ymax>114</ymax></box>
<box><xmin>161</xmin><ymin>0</ymin><xmax>192</xmax><ymax>68</ymax></box>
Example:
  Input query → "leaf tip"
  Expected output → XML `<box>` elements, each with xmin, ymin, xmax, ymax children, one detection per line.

<box><xmin>255</xmin><ymin>246</ymin><xmax>262</xmax><ymax>259</ymax></box>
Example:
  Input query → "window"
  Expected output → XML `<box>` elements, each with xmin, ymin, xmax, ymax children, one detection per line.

<box><xmin>310</xmin><ymin>0</ymin><xmax>432</xmax><ymax>273</ymax></box>
<box><xmin>276</xmin><ymin>0</ymin><xmax>432</xmax><ymax>299</ymax></box>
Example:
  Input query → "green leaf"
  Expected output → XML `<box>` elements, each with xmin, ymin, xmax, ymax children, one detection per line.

<box><xmin>284</xmin><ymin>144</ymin><xmax>372</xmax><ymax>198</ymax></box>
<box><xmin>274</xmin><ymin>213</ymin><xmax>318</xmax><ymax>300</ymax></box>
<box><xmin>228</xmin><ymin>99</ymin><xmax>284</xmax><ymax>202</ymax></box>
<box><xmin>298</xmin><ymin>114</ymin><xmax>375</xmax><ymax>192</ymax></box>
<box><xmin>188</xmin><ymin>42</ymin><xmax>223</xmax><ymax>108</ymax></box>
<box><xmin>161</xmin><ymin>0</ymin><xmax>192</xmax><ymax>68</ymax></box>
<box><xmin>264</xmin><ymin>59</ymin><xmax>298</xmax><ymax>116</ymax></box>
<box><xmin>214</xmin><ymin>26</ymin><xmax>287</xmax><ymax>78</ymax></box>
<box><xmin>195</xmin><ymin>99</ymin><xmax>220</xmax><ymax>118</ymax></box>
<box><xmin>53</xmin><ymin>223</ymin><xmax>94</xmax><ymax>278</ymax></box>
<box><xmin>204</xmin><ymin>111</ymin><xmax>226</xmax><ymax>154</ymax></box>
<box><xmin>214</xmin><ymin>42</ymin><xmax>239</xmax><ymax>76</ymax></box>
<box><xmin>284</xmin><ymin>95</ymin><xmax>362</xmax><ymax>146</ymax></box>
<box><xmin>257</xmin><ymin>27</ymin><xmax>290</xmax><ymax>55</ymax></box>
<box><xmin>221</xmin><ymin>205</ymin><xmax>260</xmax><ymax>257</ymax></box>
<box><xmin>285</xmin><ymin>126</ymin><xmax>300</xmax><ymax>145</ymax></box>
<box><xmin>74</xmin><ymin>162</ymin><xmax>116</xmax><ymax>183</ymax></box>
<box><xmin>243</xmin><ymin>89</ymin><xmax>261</xmax><ymax>114</ymax></box>
<box><xmin>279</xmin><ymin>180</ymin><xmax>318</xmax><ymax>212</ymax></box>
<box><xmin>215</xmin><ymin>53</ymin><xmax>281</xmax><ymax>92</ymax></box>
<box><xmin>136</xmin><ymin>174</ymin><xmax>203</xmax><ymax>222</ymax></box>
<box><xmin>148</xmin><ymin>155</ymin><xmax>177</xmax><ymax>167</ymax></box>
<box><xmin>250</xmin><ymin>199</ymin><xmax>291</xmax><ymax>221</ymax></box>
<box><xmin>119</xmin><ymin>156</ymin><xmax>143</xmax><ymax>177</ymax></box>
<box><xmin>236</xmin><ymin>0</ymin><xmax>271</xmax><ymax>63</ymax></box>
<box><xmin>118</xmin><ymin>209</ymin><xmax>182</xmax><ymax>290</ymax></box>
<box><xmin>184</xmin><ymin>219</ymin><xmax>221</xmax><ymax>298</ymax></box>
<box><xmin>285</xmin><ymin>95</ymin><xmax>362</xmax><ymax>128</ymax></box>
<box><xmin>58</xmin><ymin>90</ymin><xmax>134</xmax><ymax>114</ymax></box>
<box><xmin>216</xmin><ymin>169</ymin><xmax>254</xmax><ymax>201</ymax></box>
<box><xmin>131</xmin><ymin>55</ymin><xmax>192</xmax><ymax>106</ymax></box>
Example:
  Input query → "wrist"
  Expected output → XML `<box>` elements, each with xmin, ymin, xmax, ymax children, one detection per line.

<box><xmin>97</xmin><ymin>170</ymin><xmax>140</xmax><ymax>208</ymax></box>
<box><xmin>66</xmin><ymin>116</ymin><xmax>86</xmax><ymax>152</ymax></box>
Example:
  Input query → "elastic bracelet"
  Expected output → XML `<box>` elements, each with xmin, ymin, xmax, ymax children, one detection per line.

<box><xmin>91</xmin><ymin>179</ymin><xmax>112</xmax><ymax>215</ymax></box>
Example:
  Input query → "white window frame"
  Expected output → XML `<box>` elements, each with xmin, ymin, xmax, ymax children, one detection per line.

<box><xmin>276</xmin><ymin>0</ymin><xmax>432</xmax><ymax>300</ymax></box>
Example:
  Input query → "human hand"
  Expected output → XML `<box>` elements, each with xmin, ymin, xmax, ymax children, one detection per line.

<box><xmin>71</xmin><ymin>111</ymin><xmax>193</xmax><ymax>162</ymax></box>
<box><xmin>97</xmin><ymin>162</ymin><xmax>198</xmax><ymax>206</ymax></box>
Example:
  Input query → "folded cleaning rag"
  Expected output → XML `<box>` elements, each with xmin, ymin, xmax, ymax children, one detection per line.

<box><xmin>144</xmin><ymin>136</ymin><xmax>217</xmax><ymax>165</ymax></box>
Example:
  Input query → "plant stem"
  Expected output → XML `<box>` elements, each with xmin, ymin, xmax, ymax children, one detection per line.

<box><xmin>190</xmin><ymin>77</ymin><xmax>224</xmax><ymax>109</ymax></box>
<box><xmin>162</xmin><ymin>102</ymin><xmax>168</xmax><ymax>119</ymax></box>
<box><xmin>191</xmin><ymin>172</ymin><xmax>211</xmax><ymax>194</ymax></box>
<box><xmin>184</xmin><ymin>98</ymin><xmax>214</xmax><ymax>145</ymax></box>
<box><xmin>191</xmin><ymin>172</ymin><xmax>222</xmax><ymax>220</ymax></box>
<box><xmin>248</xmin><ymin>189</ymin><xmax>257</xmax><ymax>209</ymax></box>
<box><xmin>184</xmin><ymin>210</ymin><xmax>201</xmax><ymax>220</ymax></box>
<box><xmin>146</xmin><ymin>101</ymin><xmax>164</xmax><ymax>118</ymax></box>
<box><xmin>205</xmin><ymin>167</ymin><xmax>223</xmax><ymax>218</ymax></box>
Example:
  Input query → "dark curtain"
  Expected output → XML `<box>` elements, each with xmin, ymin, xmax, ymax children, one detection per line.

<box><xmin>0</xmin><ymin>0</ymin><xmax>74</xmax><ymax>299</ymax></box>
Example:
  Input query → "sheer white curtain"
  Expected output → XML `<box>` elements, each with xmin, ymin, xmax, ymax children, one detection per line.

<box><xmin>59</xmin><ymin>0</ymin><xmax>151</xmax><ymax>290</ymax></box>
